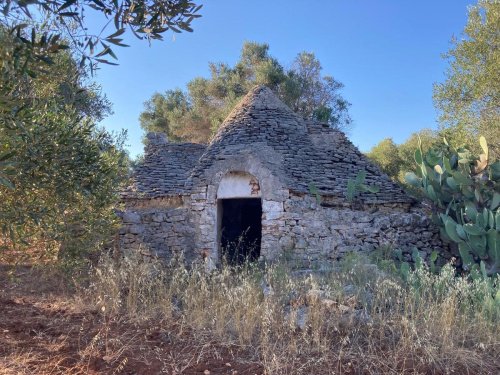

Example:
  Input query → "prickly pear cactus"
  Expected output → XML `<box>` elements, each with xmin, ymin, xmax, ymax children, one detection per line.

<box><xmin>405</xmin><ymin>136</ymin><xmax>500</xmax><ymax>276</ymax></box>
<box><xmin>345</xmin><ymin>170</ymin><xmax>380</xmax><ymax>203</ymax></box>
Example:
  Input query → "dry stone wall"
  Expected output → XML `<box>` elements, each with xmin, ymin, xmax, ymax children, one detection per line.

<box><xmin>118</xmin><ymin>192</ymin><xmax>451</xmax><ymax>268</ymax></box>
<box><xmin>118</xmin><ymin>199</ymin><xmax>198</xmax><ymax>263</ymax></box>
<box><xmin>118</xmin><ymin>87</ymin><xmax>450</xmax><ymax>268</ymax></box>
<box><xmin>274</xmin><ymin>194</ymin><xmax>452</xmax><ymax>267</ymax></box>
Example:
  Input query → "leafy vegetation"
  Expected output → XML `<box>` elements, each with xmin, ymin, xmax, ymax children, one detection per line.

<box><xmin>0</xmin><ymin>26</ymin><xmax>128</xmax><ymax>263</ymax></box>
<box><xmin>406</xmin><ymin>136</ymin><xmax>500</xmax><ymax>276</ymax></box>
<box><xmin>345</xmin><ymin>170</ymin><xmax>380</xmax><ymax>203</ymax></box>
<box><xmin>139</xmin><ymin>41</ymin><xmax>352</xmax><ymax>143</ymax></box>
<box><xmin>368</xmin><ymin>0</ymin><xmax>499</xmax><ymax>183</ymax></box>
<box><xmin>0</xmin><ymin>0</ymin><xmax>202</xmax><ymax>69</ymax></box>
<box><xmin>366</xmin><ymin>130</ymin><xmax>439</xmax><ymax>183</ymax></box>
<box><xmin>434</xmin><ymin>0</ymin><xmax>500</xmax><ymax>159</ymax></box>
<box><xmin>0</xmin><ymin>0</ymin><xmax>203</xmax><ymax>263</ymax></box>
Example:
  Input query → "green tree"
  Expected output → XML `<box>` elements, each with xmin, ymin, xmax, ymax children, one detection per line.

<box><xmin>366</xmin><ymin>129</ymin><xmax>439</xmax><ymax>183</ymax></box>
<box><xmin>139</xmin><ymin>42</ymin><xmax>352</xmax><ymax>143</ymax></box>
<box><xmin>396</xmin><ymin>129</ymin><xmax>440</xmax><ymax>181</ymax></box>
<box><xmin>286</xmin><ymin>52</ymin><xmax>352</xmax><ymax>128</ymax></box>
<box><xmin>366</xmin><ymin>138</ymin><xmax>403</xmax><ymax>180</ymax></box>
<box><xmin>1</xmin><ymin>0</ymin><xmax>202</xmax><ymax>69</ymax></box>
<box><xmin>1</xmin><ymin>0</ymin><xmax>203</xmax><ymax>263</ymax></box>
<box><xmin>139</xmin><ymin>90</ymin><xmax>190</xmax><ymax>142</ymax></box>
<box><xmin>433</xmin><ymin>0</ymin><xmax>500</xmax><ymax>158</ymax></box>
<box><xmin>0</xmin><ymin>28</ymin><xmax>128</xmax><ymax>263</ymax></box>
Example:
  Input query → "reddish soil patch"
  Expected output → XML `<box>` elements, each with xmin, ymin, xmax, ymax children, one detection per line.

<box><xmin>2</xmin><ymin>265</ymin><xmax>497</xmax><ymax>374</ymax></box>
<box><xmin>0</xmin><ymin>266</ymin><xmax>263</xmax><ymax>375</ymax></box>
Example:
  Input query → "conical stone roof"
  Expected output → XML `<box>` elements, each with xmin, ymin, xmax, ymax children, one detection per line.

<box><xmin>189</xmin><ymin>85</ymin><xmax>412</xmax><ymax>204</ymax></box>
<box><xmin>124</xmin><ymin>85</ymin><xmax>413</xmax><ymax>205</ymax></box>
<box><xmin>121</xmin><ymin>133</ymin><xmax>205</xmax><ymax>199</ymax></box>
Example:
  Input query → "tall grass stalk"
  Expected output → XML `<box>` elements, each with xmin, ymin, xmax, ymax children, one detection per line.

<box><xmin>86</xmin><ymin>252</ymin><xmax>500</xmax><ymax>374</ymax></box>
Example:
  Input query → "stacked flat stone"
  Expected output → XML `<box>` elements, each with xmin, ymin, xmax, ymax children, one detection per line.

<box><xmin>119</xmin><ymin>86</ymin><xmax>450</xmax><ymax>267</ymax></box>
<box><xmin>305</xmin><ymin>120</ymin><xmax>412</xmax><ymax>203</ymax></box>
<box><xmin>122</xmin><ymin>132</ymin><xmax>206</xmax><ymax>199</ymax></box>
<box><xmin>189</xmin><ymin>86</ymin><xmax>412</xmax><ymax>205</ymax></box>
<box><xmin>123</xmin><ymin>86</ymin><xmax>412</xmax><ymax>205</ymax></box>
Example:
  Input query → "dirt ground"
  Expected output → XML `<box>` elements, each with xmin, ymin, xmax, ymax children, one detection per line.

<box><xmin>2</xmin><ymin>264</ymin><xmax>498</xmax><ymax>375</ymax></box>
<box><xmin>0</xmin><ymin>265</ymin><xmax>264</xmax><ymax>375</ymax></box>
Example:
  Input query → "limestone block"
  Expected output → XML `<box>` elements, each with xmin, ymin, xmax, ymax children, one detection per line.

<box><xmin>160</xmin><ymin>222</ymin><xmax>173</xmax><ymax>229</ymax></box>
<box><xmin>402</xmin><ymin>215</ymin><xmax>414</xmax><ymax>226</ymax></box>
<box><xmin>152</xmin><ymin>213</ymin><xmax>165</xmax><ymax>222</ymax></box>
<box><xmin>309</xmin><ymin>219</ymin><xmax>326</xmax><ymax>230</ymax></box>
<box><xmin>191</xmin><ymin>186</ymin><xmax>207</xmax><ymax>195</ymax></box>
<box><xmin>374</xmin><ymin>216</ymin><xmax>390</xmax><ymax>229</ymax></box>
<box><xmin>287</xmin><ymin>213</ymin><xmax>302</xmax><ymax>220</ymax></box>
<box><xmin>264</xmin><ymin>211</ymin><xmax>284</xmax><ymax>220</ymax></box>
<box><xmin>356</xmin><ymin>214</ymin><xmax>373</xmax><ymax>223</ymax></box>
<box><xmin>330</xmin><ymin>225</ymin><xmax>351</xmax><ymax>231</ymax></box>
<box><xmin>191</xmin><ymin>192</ymin><xmax>207</xmax><ymax>200</ymax></box>
<box><xmin>272</xmin><ymin>189</ymin><xmax>289</xmax><ymax>201</ymax></box>
<box><xmin>200</xmin><ymin>225</ymin><xmax>213</xmax><ymax>236</ymax></box>
<box><xmin>363</xmin><ymin>227</ymin><xmax>379</xmax><ymax>235</ymax></box>
<box><xmin>295</xmin><ymin>238</ymin><xmax>307</xmax><ymax>249</ymax></box>
<box><xmin>263</xmin><ymin>200</ymin><xmax>283</xmax><ymax>212</ymax></box>
<box><xmin>390</xmin><ymin>215</ymin><xmax>405</xmax><ymax>227</ymax></box>
<box><xmin>123</xmin><ymin>211</ymin><xmax>141</xmax><ymax>224</ymax></box>
<box><xmin>262</xmin><ymin>219</ymin><xmax>285</xmax><ymax>227</ymax></box>
<box><xmin>320</xmin><ymin>237</ymin><xmax>337</xmax><ymax>252</ymax></box>
<box><xmin>173</xmin><ymin>224</ymin><xmax>189</xmax><ymax>235</ymax></box>
<box><xmin>279</xmin><ymin>236</ymin><xmax>295</xmax><ymax>251</ymax></box>
<box><xmin>284</xmin><ymin>200</ymin><xmax>297</xmax><ymax>212</ymax></box>
<box><xmin>207</xmin><ymin>184</ymin><xmax>217</xmax><ymax>199</ymax></box>
<box><xmin>129</xmin><ymin>225</ymin><xmax>144</xmax><ymax>235</ymax></box>
<box><xmin>141</xmin><ymin>213</ymin><xmax>153</xmax><ymax>223</ymax></box>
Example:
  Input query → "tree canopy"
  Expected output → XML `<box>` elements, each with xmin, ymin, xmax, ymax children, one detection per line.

<box><xmin>368</xmin><ymin>0</ymin><xmax>499</xmax><ymax>184</ymax></box>
<box><xmin>139</xmin><ymin>41</ymin><xmax>352</xmax><ymax>143</ymax></box>
<box><xmin>0</xmin><ymin>0</ymin><xmax>202</xmax><ymax>70</ymax></box>
<box><xmin>367</xmin><ymin>130</ymin><xmax>439</xmax><ymax>183</ymax></box>
<box><xmin>0</xmin><ymin>0</ymin><xmax>206</xmax><ymax>266</ymax></box>
<box><xmin>365</xmin><ymin>138</ymin><xmax>403</xmax><ymax>181</ymax></box>
<box><xmin>0</xmin><ymin>28</ymin><xmax>129</xmax><ymax>262</ymax></box>
<box><xmin>1</xmin><ymin>1</ymin><xmax>204</xmax><ymax>262</ymax></box>
<box><xmin>433</xmin><ymin>0</ymin><xmax>499</xmax><ymax>158</ymax></box>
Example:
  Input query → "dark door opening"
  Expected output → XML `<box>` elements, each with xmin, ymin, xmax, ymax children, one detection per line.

<box><xmin>219</xmin><ymin>198</ymin><xmax>262</xmax><ymax>265</ymax></box>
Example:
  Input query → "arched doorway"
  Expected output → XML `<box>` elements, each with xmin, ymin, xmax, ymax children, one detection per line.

<box><xmin>217</xmin><ymin>172</ymin><xmax>262</xmax><ymax>265</ymax></box>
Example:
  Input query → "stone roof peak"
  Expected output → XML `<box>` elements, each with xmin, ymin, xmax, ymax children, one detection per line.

<box><xmin>241</xmin><ymin>85</ymin><xmax>290</xmax><ymax>109</ymax></box>
<box><xmin>124</xmin><ymin>85</ymin><xmax>414</xmax><ymax>205</ymax></box>
<box><xmin>214</xmin><ymin>85</ymin><xmax>305</xmax><ymax>139</ymax></box>
<box><xmin>146</xmin><ymin>132</ymin><xmax>168</xmax><ymax>146</ymax></box>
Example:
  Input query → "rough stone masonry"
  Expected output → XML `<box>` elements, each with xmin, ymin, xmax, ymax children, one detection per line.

<box><xmin>119</xmin><ymin>86</ymin><xmax>451</xmax><ymax>268</ymax></box>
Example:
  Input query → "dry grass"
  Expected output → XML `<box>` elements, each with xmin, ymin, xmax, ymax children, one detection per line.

<box><xmin>1</xmin><ymin>250</ymin><xmax>499</xmax><ymax>374</ymax></box>
<box><xmin>81</xmin><ymin>252</ymin><xmax>500</xmax><ymax>374</ymax></box>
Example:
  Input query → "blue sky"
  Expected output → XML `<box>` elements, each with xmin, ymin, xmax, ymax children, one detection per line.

<box><xmin>91</xmin><ymin>0</ymin><xmax>474</xmax><ymax>158</ymax></box>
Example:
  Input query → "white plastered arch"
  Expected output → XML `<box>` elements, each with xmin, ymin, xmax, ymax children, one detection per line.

<box><xmin>216</xmin><ymin>171</ymin><xmax>261</xmax><ymax>199</ymax></box>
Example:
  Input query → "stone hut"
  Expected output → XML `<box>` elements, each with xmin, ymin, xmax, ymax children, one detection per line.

<box><xmin>120</xmin><ymin>86</ymin><xmax>448</xmax><ymax>268</ymax></box>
